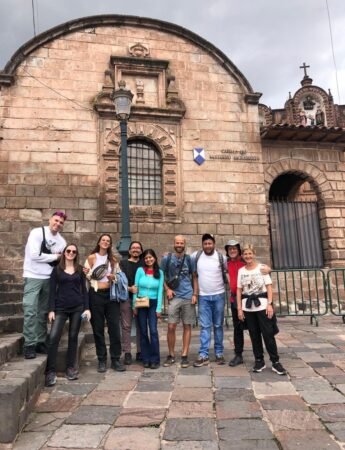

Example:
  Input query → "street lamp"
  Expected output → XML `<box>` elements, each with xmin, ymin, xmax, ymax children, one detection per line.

<box><xmin>112</xmin><ymin>80</ymin><xmax>134</xmax><ymax>257</ymax></box>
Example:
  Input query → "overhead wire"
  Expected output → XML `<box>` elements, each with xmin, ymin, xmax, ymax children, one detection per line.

<box><xmin>28</xmin><ymin>0</ymin><xmax>93</xmax><ymax>112</ymax></box>
<box><xmin>35</xmin><ymin>0</ymin><xmax>40</xmax><ymax>35</ymax></box>
<box><xmin>21</xmin><ymin>66</ymin><xmax>94</xmax><ymax>112</ymax></box>
<box><xmin>31</xmin><ymin>0</ymin><xmax>37</xmax><ymax>36</ymax></box>
<box><xmin>325</xmin><ymin>0</ymin><xmax>341</xmax><ymax>103</ymax></box>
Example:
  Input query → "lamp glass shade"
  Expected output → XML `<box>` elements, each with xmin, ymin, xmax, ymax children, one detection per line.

<box><xmin>114</xmin><ymin>94</ymin><xmax>132</xmax><ymax>117</ymax></box>
<box><xmin>113</xmin><ymin>81</ymin><xmax>133</xmax><ymax>119</ymax></box>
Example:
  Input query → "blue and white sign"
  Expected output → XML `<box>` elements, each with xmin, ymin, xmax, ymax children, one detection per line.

<box><xmin>193</xmin><ymin>147</ymin><xmax>205</xmax><ymax>165</ymax></box>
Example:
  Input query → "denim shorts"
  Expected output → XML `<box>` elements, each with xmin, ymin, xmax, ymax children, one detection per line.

<box><xmin>168</xmin><ymin>297</ymin><xmax>195</xmax><ymax>325</ymax></box>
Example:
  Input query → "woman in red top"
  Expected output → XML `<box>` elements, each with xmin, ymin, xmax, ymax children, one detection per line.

<box><xmin>226</xmin><ymin>239</ymin><xmax>271</xmax><ymax>367</ymax></box>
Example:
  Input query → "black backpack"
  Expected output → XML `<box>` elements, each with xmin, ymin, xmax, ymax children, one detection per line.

<box><xmin>39</xmin><ymin>226</ymin><xmax>58</xmax><ymax>267</ymax></box>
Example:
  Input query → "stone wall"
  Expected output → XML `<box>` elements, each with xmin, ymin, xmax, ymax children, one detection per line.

<box><xmin>0</xmin><ymin>17</ymin><xmax>269</xmax><ymax>282</ymax></box>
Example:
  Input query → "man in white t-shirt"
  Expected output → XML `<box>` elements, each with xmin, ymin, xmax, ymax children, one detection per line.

<box><xmin>192</xmin><ymin>234</ymin><xmax>228</xmax><ymax>367</ymax></box>
<box><xmin>22</xmin><ymin>211</ymin><xmax>67</xmax><ymax>359</ymax></box>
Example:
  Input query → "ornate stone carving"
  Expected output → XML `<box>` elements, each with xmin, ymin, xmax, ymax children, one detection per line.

<box><xmin>136</xmin><ymin>79</ymin><xmax>145</xmax><ymax>104</ymax></box>
<box><xmin>258</xmin><ymin>104</ymin><xmax>273</xmax><ymax>127</ymax></box>
<box><xmin>303</xmin><ymin>95</ymin><xmax>315</xmax><ymax>111</ymax></box>
<box><xmin>166</xmin><ymin>70</ymin><xmax>186</xmax><ymax>113</ymax></box>
<box><xmin>128</xmin><ymin>43</ymin><xmax>150</xmax><ymax>58</ymax></box>
<box><xmin>101</xmin><ymin>121</ymin><xmax>180</xmax><ymax>222</ymax></box>
<box><xmin>93</xmin><ymin>70</ymin><xmax>115</xmax><ymax>112</ymax></box>
<box><xmin>104</xmin><ymin>70</ymin><xmax>114</xmax><ymax>89</ymax></box>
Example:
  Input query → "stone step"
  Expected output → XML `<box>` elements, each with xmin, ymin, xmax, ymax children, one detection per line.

<box><xmin>0</xmin><ymin>302</ymin><xmax>23</xmax><ymax>316</ymax></box>
<box><xmin>0</xmin><ymin>315</ymin><xmax>23</xmax><ymax>334</ymax></box>
<box><xmin>0</xmin><ymin>329</ymin><xmax>87</xmax><ymax>443</ymax></box>
<box><xmin>0</xmin><ymin>355</ymin><xmax>46</xmax><ymax>443</ymax></box>
<box><xmin>0</xmin><ymin>282</ymin><xmax>23</xmax><ymax>293</ymax></box>
<box><xmin>0</xmin><ymin>292</ymin><xmax>23</xmax><ymax>303</ymax></box>
<box><xmin>0</xmin><ymin>333</ymin><xmax>23</xmax><ymax>366</ymax></box>
<box><xmin>0</xmin><ymin>274</ymin><xmax>15</xmax><ymax>284</ymax></box>
<box><xmin>82</xmin><ymin>321</ymin><xmax>95</xmax><ymax>344</ymax></box>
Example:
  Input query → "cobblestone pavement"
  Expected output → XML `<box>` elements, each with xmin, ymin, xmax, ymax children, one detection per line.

<box><xmin>9</xmin><ymin>316</ymin><xmax>345</xmax><ymax>449</ymax></box>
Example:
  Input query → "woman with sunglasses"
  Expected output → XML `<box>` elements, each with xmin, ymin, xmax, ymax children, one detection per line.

<box><xmin>84</xmin><ymin>234</ymin><xmax>125</xmax><ymax>373</ymax></box>
<box><xmin>133</xmin><ymin>249</ymin><xmax>164</xmax><ymax>369</ymax></box>
<box><xmin>45</xmin><ymin>244</ymin><xmax>90</xmax><ymax>387</ymax></box>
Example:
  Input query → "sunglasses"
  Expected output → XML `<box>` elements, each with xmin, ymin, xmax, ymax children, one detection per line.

<box><xmin>52</xmin><ymin>211</ymin><xmax>67</xmax><ymax>220</ymax></box>
<box><xmin>66</xmin><ymin>249</ymin><xmax>77</xmax><ymax>255</ymax></box>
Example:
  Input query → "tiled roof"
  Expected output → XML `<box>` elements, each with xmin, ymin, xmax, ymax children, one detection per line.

<box><xmin>261</xmin><ymin>124</ymin><xmax>345</xmax><ymax>143</ymax></box>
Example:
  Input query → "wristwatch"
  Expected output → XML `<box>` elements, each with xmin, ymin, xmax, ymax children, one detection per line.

<box><xmin>267</xmin><ymin>301</ymin><xmax>273</xmax><ymax>306</ymax></box>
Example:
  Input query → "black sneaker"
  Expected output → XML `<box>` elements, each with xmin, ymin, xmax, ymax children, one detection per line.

<box><xmin>181</xmin><ymin>356</ymin><xmax>189</xmax><ymax>368</ymax></box>
<box><xmin>272</xmin><ymin>362</ymin><xmax>287</xmax><ymax>376</ymax></box>
<box><xmin>253</xmin><ymin>360</ymin><xmax>266</xmax><ymax>372</ymax></box>
<box><xmin>150</xmin><ymin>362</ymin><xmax>160</xmax><ymax>369</ymax></box>
<box><xmin>163</xmin><ymin>355</ymin><xmax>175</xmax><ymax>367</ymax></box>
<box><xmin>66</xmin><ymin>367</ymin><xmax>78</xmax><ymax>381</ymax></box>
<box><xmin>111</xmin><ymin>359</ymin><xmax>126</xmax><ymax>372</ymax></box>
<box><xmin>35</xmin><ymin>342</ymin><xmax>48</xmax><ymax>354</ymax></box>
<box><xmin>45</xmin><ymin>371</ymin><xmax>57</xmax><ymax>387</ymax></box>
<box><xmin>24</xmin><ymin>345</ymin><xmax>36</xmax><ymax>359</ymax></box>
<box><xmin>193</xmin><ymin>356</ymin><xmax>209</xmax><ymax>367</ymax></box>
<box><xmin>124</xmin><ymin>353</ymin><xmax>132</xmax><ymax>365</ymax></box>
<box><xmin>215</xmin><ymin>355</ymin><xmax>225</xmax><ymax>365</ymax></box>
<box><xmin>143</xmin><ymin>361</ymin><xmax>150</xmax><ymax>368</ymax></box>
<box><xmin>97</xmin><ymin>361</ymin><xmax>107</xmax><ymax>373</ymax></box>
<box><xmin>229</xmin><ymin>355</ymin><xmax>243</xmax><ymax>367</ymax></box>
<box><xmin>136</xmin><ymin>352</ymin><xmax>142</xmax><ymax>362</ymax></box>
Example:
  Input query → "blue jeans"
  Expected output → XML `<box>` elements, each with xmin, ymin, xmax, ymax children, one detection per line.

<box><xmin>137</xmin><ymin>300</ymin><xmax>160</xmax><ymax>364</ymax></box>
<box><xmin>198</xmin><ymin>293</ymin><xmax>225</xmax><ymax>358</ymax></box>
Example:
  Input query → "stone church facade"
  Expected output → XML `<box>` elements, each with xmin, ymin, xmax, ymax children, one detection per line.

<box><xmin>0</xmin><ymin>15</ymin><xmax>344</xmax><ymax>283</ymax></box>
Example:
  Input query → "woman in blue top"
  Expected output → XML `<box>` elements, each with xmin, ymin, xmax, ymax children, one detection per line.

<box><xmin>133</xmin><ymin>249</ymin><xmax>163</xmax><ymax>369</ymax></box>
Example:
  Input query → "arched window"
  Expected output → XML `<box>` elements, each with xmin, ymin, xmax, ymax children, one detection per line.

<box><xmin>120</xmin><ymin>140</ymin><xmax>162</xmax><ymax>205</ymax></box>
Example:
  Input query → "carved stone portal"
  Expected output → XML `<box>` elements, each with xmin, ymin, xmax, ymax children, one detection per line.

<box><xmin>101</xmin><ymin>121</ymin><xmax>180</xmax><ymax>222</ymax></box>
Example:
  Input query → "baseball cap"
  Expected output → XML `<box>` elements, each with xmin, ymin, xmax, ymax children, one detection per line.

<box><xmin>202</xmin><ymin>233</ymin><xmax>215</xmax><ymax>243</ymax></box>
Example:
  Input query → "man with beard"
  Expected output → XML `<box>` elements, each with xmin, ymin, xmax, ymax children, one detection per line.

<box><xmin>119</xmin><ymin>241</ymin><xmax>143</xmax><ymax>364</ymax></box>
<box><xmin>160</xmin><ymin>235</ymin><xmax>198</xmax><ymax>368</ymax></box>
<box><xmin>193</xmin><ymin>234</ymin><xmax>228</xmax><ymax>367</ymax></box>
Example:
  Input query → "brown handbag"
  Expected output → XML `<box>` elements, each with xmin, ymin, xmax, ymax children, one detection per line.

<box><xmin>135</xmin><ymin>296</ymin><xmax>150</xmax><ymax>308</ymax></box>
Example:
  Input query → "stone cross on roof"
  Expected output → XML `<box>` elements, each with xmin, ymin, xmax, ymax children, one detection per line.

<box><xmin>300</xmin><ymin>62</ymin><xmax>310</xmax><ymax>77</ymax></box>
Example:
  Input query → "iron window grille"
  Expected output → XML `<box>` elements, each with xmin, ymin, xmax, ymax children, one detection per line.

<box><xmin>119</xmin><ymin>140</ymin><xmax>162</xmax><ymax>205</ymax></box>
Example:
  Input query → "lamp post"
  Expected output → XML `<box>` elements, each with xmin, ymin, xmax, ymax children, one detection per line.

<box><xmin>112</xmin><ymin>80</ymin><xmax>134</xmax><ymax>257</ymax></box>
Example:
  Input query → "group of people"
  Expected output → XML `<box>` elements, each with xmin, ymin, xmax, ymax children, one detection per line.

<box><xmin>22</xmin><ymin>211</ymin><xmax>286</xmax><ymax>388</ymax></box>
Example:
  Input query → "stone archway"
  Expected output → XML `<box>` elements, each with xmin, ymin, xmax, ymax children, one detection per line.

<box><xmin>264</xmin><ymin>159</ymin><xmax>334</xmax><ymax>205</ymax></box>
<box><xmin>265</xmin><ymin>161</ymin><xmax>330</xmax><ymax>269</ymax></box>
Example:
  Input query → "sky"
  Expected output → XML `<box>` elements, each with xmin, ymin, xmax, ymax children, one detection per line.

<box><xmin>0</xmin><ymin>0</ymin><xmax>344</xmax><ymax>108</ymax></box>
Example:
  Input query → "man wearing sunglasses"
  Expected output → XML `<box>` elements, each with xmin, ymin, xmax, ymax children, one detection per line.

<box><xmin>22</xmin><ymin>211</ymin><xmax>67</xmax><ymax>359</ymax></box>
